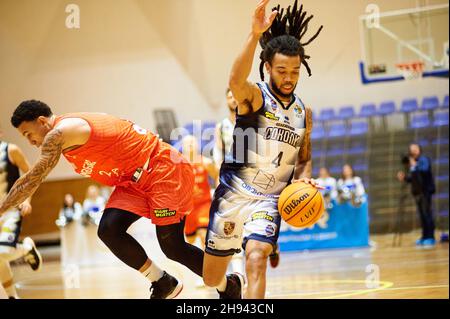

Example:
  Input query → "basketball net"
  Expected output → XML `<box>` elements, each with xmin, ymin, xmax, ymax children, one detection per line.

<box><xmin>395</xmin><ymin>61</ymin><xmax>425</xmax><ymax>81</ymax></box>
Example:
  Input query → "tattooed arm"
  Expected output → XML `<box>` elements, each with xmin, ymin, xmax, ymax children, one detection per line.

<box><xmin>0</xmin><ymin>129</ymin><xmax>63</xmax><ymax>215</ymax></box>
<box><xmin>293</xmin><ymin>107</ymin><xmax>322</xmax><ymax>189</ymax></box>
<box><xmin>294</xmin><ymin>107</ymin><xmax>313</xmax><ymax>180</ymax></box>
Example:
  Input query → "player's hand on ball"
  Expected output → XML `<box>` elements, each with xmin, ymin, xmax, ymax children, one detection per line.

<box><xmin>293</xmin><ymin>178</ymin><xmax>325</xmax><ymax>190</ymax></box>
<box><xmin>18</xmin><ymin>202</ymin><xmax>32</xmax><ymax>217</ymax></box>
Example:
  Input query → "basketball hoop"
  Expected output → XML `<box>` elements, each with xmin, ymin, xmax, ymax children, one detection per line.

<box><xmin>395</xmin><ymin>61</ymin><xmax>425</xmax><ymax>80</ymax></box>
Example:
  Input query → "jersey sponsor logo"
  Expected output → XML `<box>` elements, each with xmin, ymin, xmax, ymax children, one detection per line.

<box><xmin>241</xmin><ymin>182</ymin><xmax>278</xmax><ymax>199</ymax></box>
<box><xmin>265</xmin><ymin>224</ymin><xmax>276</xmax><ymax>237</ymax></box>
<box><xmin>223</xmin><ymin>221</ymin><xmax>236</xmax><ymax>236</ymax></box>
<box><xmin>264</xmin><ymin>111</ymin><xmax>280</xmax><ymax>121</ymax></box>
<box><xmin>80</xmin><ymin>160</ymin><xmax>96</xmax><ymax>177</ymax></box>
<box><xmin>153</xmin><ymin>208</ymin><xmax>176</xmax><ymax>218</ymax></box>
<box><xmin>283</xmin><ymin>116</ymin><xmax>290</xmax><ymax>124</ymax></box>
<box><xmin>251</xmin><ymin>211</ymin><xmax>274</xmax><ymax>222</ymax></box>
<box><xmin>283</xmin><ymin>193</ymin><xmax>310</xmax><ymax>215</ymax></box>
<box><xmin>264</xmin><ymin>127</ymin><xmax>301</xmax><ymax>147</ymax></box>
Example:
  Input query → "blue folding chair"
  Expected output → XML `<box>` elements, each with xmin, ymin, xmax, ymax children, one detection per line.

<box><xmin>378</xmin><ymin>101</ymin><xmax>396</xmax><ymax>115</ymax></box>
<box><xmin>338</xmin><ymin>106</ymin><xmax>355</xmax><ymax>120</ymax></box>
<box><xmin>359</xmin><ymin>103</ymin><xmax>377</xmax><ymax>118</ymax></box>
<box><xmin>349</xmin><ymin>121</ymin><xmax>369</xmax><ymax>136</ymax></box>
<box><xmin>400</xmin><ymin>98</ymin><xmax>419</xmax><ymax>113</ymax></box>
<box><xmin>327</xmin><ymin>122</ymin><xmax>347</xmax><ymax>138</ymax></box>
<box><xmin>433</xmin><ymin>110</ymin><xmax>449</xmax><ymax>126</ymax></box>
<box><xmin>421</xmin><ymin>96</ymin><xmax>440</xmax><ymax>111</ymax></box>
<box><xmin>410</xmin><ymin>113</ymin><xmax>431</xmax><ymax>129</ymax></box>
<box><xmin>442</xmin><ymin>95</ymin><xmax>449</xmax><ymax>109</ymax></box>
<box><xmin>311</xmin><ymin>122</ymin><xmax>326</xmax><ymax>140</ymax></box>
<box><xmin>319</xmin><ymin>108</ymin><xmax>336</xmax><ymax>122</ymax></box>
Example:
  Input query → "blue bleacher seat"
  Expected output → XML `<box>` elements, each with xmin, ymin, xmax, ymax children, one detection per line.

<box><xmin>410</xmin><ymin>113</ymin><xmax>431</xmax><ymax>129</ymax></box>
<box><xmin>378</xmin><ymin>101</ymin><xmax>396</xmax><ymax>115</ymax></box>
<box><xmin>352</xmin><ymin>162</ymin><xmax>368</xmax><ymax>172</ymax></box>
<box><xmin>319</xmin><ymin>108</ymin><xmax>336</xmax><ymax>121</ymax></box>
<box><xmin>338</xmin><ymin>106</ymin><xmax>355</xmax><ymax>120</ymax></box>
<box><xmin>348</xmin><ymin>141</ymin><xmax>367</xmax><ymax>155</ymax></box>
<box><xmin>421</xmin><ymin>96</ymin><xmax>440</xmax><ymax>111</ymax></box>
<box><xmin>400</xmin><ymin>98</ymin><xmax>419</xmax><ymax>113</ymax></box>
<box><xmin>433</xmin><ymin>110</ymin><xmax>449</xmax><ymax>126</ymax></box>
<box><xmin>349</xmin><ymin>121</ymin><xmax>369</xmax><ymax>136</ymax></box>
<box><xmin>312</xmin><ymin>149</ymin><xmax>323</xmax><ymax>158</ymax></box>
<box><xmin>327</xmin><ymin>144</ymin><xmax>344</xmax><ymax>156</ymax></box>
<box><xmin>432</xmin><ymin>137</ymin><xmax>449</xmax><ymax>145</ymax></box>
<box><xmin>312</xmin><ymin>166</ymin><xmax>320</xmax><ymax>177</ymax></box>
<box><xmin>359</xmin><ymin>103</ymin><xmax>377</xmax><ymax>118</ymax></box>
<box><xmin>443</xmin><ymin>95</ymin><xmax>449</xmax><ymax>108</ymax></box>
<box><xmin>327</xmin><ymin>122</ymin><xmax>347</xmax><ymax>137</ymax></box>
<box><xmin>311</xmin><ymin>123</ymin><xmax>326</xmax><ymax>140</ymax></box>
<box><xmin>172</xmin><ymin>121</ymin><xmax>216</xmax><ymax>153</ymax></box>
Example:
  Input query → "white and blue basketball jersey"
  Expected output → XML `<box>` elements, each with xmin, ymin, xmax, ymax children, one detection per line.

<box><xmin>220</xmin><ymin>82</ymin><xmax>307</xmax><ymax>199</ymax></box>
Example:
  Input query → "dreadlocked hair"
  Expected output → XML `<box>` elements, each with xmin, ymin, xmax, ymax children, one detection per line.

<box><xmin>259</xmin><ymin>0</ymin><xmax>323</xmax><ymax>81</ymax></box>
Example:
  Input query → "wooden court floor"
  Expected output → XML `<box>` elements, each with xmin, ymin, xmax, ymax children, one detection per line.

<box><xmin>10</xmin><ymin>230</ymin><xmax>449</xmax><ymax>299</ymax></box>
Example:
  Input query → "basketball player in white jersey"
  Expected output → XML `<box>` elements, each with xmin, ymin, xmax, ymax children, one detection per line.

<box><xmin>202</xmin><ymin>0</ymin><xmax>323</xmax><ymax>299</ymax></box>
<box><xmin>214</xmin><ymin>88</ymin><xmax>280</xmax><ymax>274</ymax></box>
<box><xmin>0</xmin><ymin>129</ymin><xmax>42</xmax><ymax>298</ymax></box>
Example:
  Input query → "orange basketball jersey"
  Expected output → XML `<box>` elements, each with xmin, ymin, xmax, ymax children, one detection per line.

<box><xmin>55</xmin><ymin>113</ymin><xmax>160</xmax><ymax>186</ymax></box>
<box><xmin>191</xmin><ymin>161</ymin><xmax>212</xmax><ymax>205</ymax></box>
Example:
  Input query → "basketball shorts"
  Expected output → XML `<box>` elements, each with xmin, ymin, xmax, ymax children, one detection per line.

<box><xmin>105</xmin><ymin>145</ymin><xmax>195</xmax><ymax>226</ymax></box>
<box><xmin>205</xmin><ymin>184</ymin><xmax>281</xmax><ymax>257</ymax></box>
<box><xmin>0</xmin><ymin>210</ymin><xmax>22</xmax><ymax>248</ymax></box>
<box><xmin>184</xmin><ymin>200</ymin><xmax>211</xmax><ymax>236</ymax></box>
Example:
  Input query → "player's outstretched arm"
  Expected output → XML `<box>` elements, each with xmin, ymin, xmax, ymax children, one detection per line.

<box><xmin>229</xmin><ymin>0</ymin><xmax>277</xmax><ymax>115</ymax></box>
<box><xmin>0</xmin><ymin>129</ymin><xmax>63</xmax><ymax>215</ymax></box>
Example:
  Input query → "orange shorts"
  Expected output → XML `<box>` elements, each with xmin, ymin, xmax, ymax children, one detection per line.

<box><xmin>105</xmin><ymin>145</ymin><xmax>194</xmax><ymax>226</ymax></box>
<box><xmin>184</xmin><ymin>200</ymin><xmax>211</xmax><ymax>236</ymax></box>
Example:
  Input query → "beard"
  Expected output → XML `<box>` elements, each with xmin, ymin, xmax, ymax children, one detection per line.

<box><xmin>270</xmin><ymin>78</ymin><xmax>297</xmax><ymax>99</ymax></box>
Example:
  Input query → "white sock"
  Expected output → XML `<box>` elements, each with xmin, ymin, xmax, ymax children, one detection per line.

<box><xmin>141</xmin><ymin>261</ymin><xmax>164</xmax><ymax>282</ymax></box>
<box><xmin>216</xmin><ymin>276</ymin><xmax>228</xmax><ymax>292</ymax></box>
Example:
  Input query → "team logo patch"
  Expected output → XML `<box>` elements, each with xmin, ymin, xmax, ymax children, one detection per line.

<box><xmin>294</xmin><ymin>105</ymin><xmax>303</xmax><ymax>116</ymax></box>
<box><xmin>251</xmin><ymin>211</ymin><xmax>274</xmax><ymax>222</ymax></box>
<box><xmin>270</xmin><ymin>99</ymin><xmax>278</xmax><ymax>112</ymax></box>
<box><xmin>207</xmin><ymin>239</ymin><xmax>216</xmax><ymax>249</ymax></box>
<box><xmin>223</xmin><ymin>221</ymin><xmax>236</xmax><ymax>236</ymax></box>
<box><xmin>154</xmin><ymin>208</ymin><xmax>176</xmax><ymax>218</ymax></box>
<box><xmin>265</xmin><ymin>224</ymin><xmax>276</xmax><ymax>237</ymax></box>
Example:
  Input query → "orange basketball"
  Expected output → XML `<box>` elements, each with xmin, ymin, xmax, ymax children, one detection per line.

<box><xmin>278</xmin><ymin>183</ymin><xmax>325</xmax><ymax>228</ymax></box>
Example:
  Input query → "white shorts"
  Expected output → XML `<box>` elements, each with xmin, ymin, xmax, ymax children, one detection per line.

<box><xmin>0</xmin><ymin>210</ymin><xmax>22</xmax><ymax>248</ymax></box>
<box><xmin>205</xmin><ymin>184</ymin><xmax>281</xmax><ymax>257</ymax></box>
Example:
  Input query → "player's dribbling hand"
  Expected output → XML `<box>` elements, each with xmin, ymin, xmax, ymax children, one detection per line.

<box><xmin>18</xmin><ymin>202</ymin><xmax>32</xmax><ymax>217</ymax></box>
<box><xmin>293</xmin><ymin>178</ymin><xmax>325</xmax><ymax>190</ymax></box>
<box><xmin>252</xmin><ymin>0</ymin><xmax>278</xmax><ymax>35</ymax></box>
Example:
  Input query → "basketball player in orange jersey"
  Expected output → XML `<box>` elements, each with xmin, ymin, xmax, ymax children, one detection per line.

<box><xmin>0</xmin><ymin>101</ymin><xmax>228</xmax><ymax>299</ymax></box>
<box><xmin>181</xmin><ymin>135</ymin><xmax>218</xmax><ymax>250</ymax></box>
<box><xmin>202</xmin><ymin>0</ymin><xmax>323</xmax><ymax>299</ymax></box>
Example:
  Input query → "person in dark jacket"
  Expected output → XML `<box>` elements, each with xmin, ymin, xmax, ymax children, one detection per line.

<box><xmin>397</xmin><ymin>143</ymin><xmax>436</xmax><ymax>247</ymax></box>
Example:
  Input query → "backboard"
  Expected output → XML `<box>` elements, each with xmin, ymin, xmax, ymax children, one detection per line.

<box><xmin>360</xmin><ymin>4</ymin><xmax>449</xmax><ymax>84</ymax></box>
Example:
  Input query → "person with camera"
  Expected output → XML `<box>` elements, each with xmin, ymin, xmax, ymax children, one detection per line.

<box><xmin>397</xmin><ymin>143</ymin><xmax>436</xmax><ymax>248</ymax></box>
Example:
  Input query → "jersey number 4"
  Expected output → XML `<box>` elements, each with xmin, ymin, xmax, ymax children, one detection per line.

<box><xmin>272</xmin><ymin>152</ymin><xmax>284</xmax><ymax>167</ymax></box>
